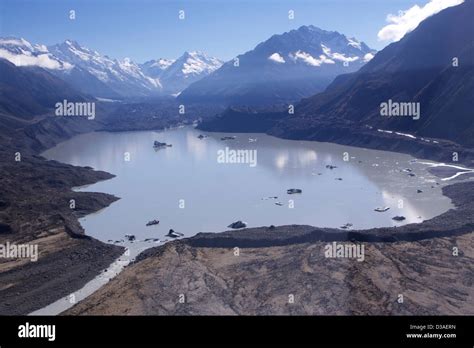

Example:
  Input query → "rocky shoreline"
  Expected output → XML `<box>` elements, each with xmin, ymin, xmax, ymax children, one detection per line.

<box><xmin>0</xmin><ymin>109</ymin><xmax>126</xmax><ymax>315</ymax></box>
<box><xmin>0</xmin><ymin>146</ymin><xmax>125</xmax><ymax>315</ymax></box>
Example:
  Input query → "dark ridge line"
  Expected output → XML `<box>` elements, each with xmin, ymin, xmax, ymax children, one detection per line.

<box><xmin>185</xmin><ymin>224</ymin><xmax>474</xmax><ymax>249</ymax></box>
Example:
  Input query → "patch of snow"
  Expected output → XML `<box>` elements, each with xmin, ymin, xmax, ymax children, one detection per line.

<box><xmin>347</xmin><ymin>38</ymin><xmax>362</xmax><ymax>50</ymax></box>
<box><xmin>290</xmin><ymin>50</ymin><xmax>334</xmax><ymax>67</ymax></box>
<box><xmin>363</xmin><ymin>52</ymin><xmax>375</xmax><ymax>62</ymax></box>
<box><xmin>152</xmin><ymin>58</ymin><xmax>175</xmax><ymax>70</ymax></box>
<box><xmin>395</xmin><ymin>132</ymin><xmax>416</xmax><ymax>139</ymax></box>
<box><xmin>268</xmin><ymin>52</ymin><xmax>285</xmax><ymax>63</ymax></box>
<box><xmin>321</xmin><ymin>44</ymin><xmax>360</xmax><ymax>63</ymax></box>
<box><xmin>180</xmin><ymin>51</ymin><xmax>222</xmax><ymax>75</ymax></box>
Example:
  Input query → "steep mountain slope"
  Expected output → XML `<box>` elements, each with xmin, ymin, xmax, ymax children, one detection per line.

<box><xmin>179</xmin><ymin>25</ymin><xmax>375</xmax><ymax>106</ymax></box>
<box><xmin>0</xmin><ymin>58</ymin><xmax>87</xmax><ymax>121</ymax></box>
<box><xmin>142</xmin><ymin>51</ymin><xmax>222</xmax><ymax>95</ymax></box>
<box><xmin>287</xmin><ymin>0</ymin><xmax>474</xmax><ymax>146</ymax></box>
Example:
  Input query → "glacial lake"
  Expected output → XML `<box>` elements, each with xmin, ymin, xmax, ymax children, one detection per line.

<box><xmin>43</xmin><ymin>126</ymin><xmax>453</xmax><ymax>249</ymax></box>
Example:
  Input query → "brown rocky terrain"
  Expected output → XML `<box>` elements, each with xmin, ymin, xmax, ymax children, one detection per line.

<box><xmin>66</xmin><ymin>231</ymin><xmax>474</xmax><ymax>316</ymax></box>
<box><xmin>0</xmin><ymin>148</ymin><xmax>124</xmax><ymax>315</ymax></box>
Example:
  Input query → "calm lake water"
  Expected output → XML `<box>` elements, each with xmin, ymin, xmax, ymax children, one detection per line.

<box><xmin>42</xmin><ymin>127</ymin><xmax>453</xmax><ymax>247</ymax></box>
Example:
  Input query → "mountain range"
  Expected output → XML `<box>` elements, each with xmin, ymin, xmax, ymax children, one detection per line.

<box><xmin>0</xmin><ymin>38</ymin><xmax>222</xmax><ymax>99</ymax></box>
<box><xmin>179</xmin><ymin>25</ymin><xmax>376</xmax><ymax>106</ymax></box>
<box><xmin>0</xmin><ymin>26</ymin><xmax>374</xmax><ymax>104</ymax></box>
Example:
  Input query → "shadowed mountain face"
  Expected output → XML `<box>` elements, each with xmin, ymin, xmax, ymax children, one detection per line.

<box><xmin>284</xmin><ymin>0</ymin><xmax>474</xmax><ymax>147</ymax></box>
<box><xmin>0</xmin><ymin>58</ymin><xmax>87</xmax><ymax>121</ymax></box>
<box><xmin>179</xmin><ymin>25</ymin><xmax>375</xmax><ymax>106</ymax></box>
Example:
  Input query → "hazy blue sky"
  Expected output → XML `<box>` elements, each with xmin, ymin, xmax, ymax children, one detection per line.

<box><xmin>0</xmin><ymin>0</ymin><xmax>430</xmax><ymax>62</ymax></box>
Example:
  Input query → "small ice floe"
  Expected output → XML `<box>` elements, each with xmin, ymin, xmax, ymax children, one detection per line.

<box><xmin>144</xmin><ymin>238</ymin><xmax>160</xmax><ymax>243</ymax></box>
<box><xmin>248</xmin><ymin>138</ymin><xmax>257</xmax><ymax>142</ymax></box>
<box><xmin>372</xmin><ymin>163</ymin><xmax>379</xmax><ymax>167</ymax></box>
<box><xmin>125</xmin><ymin>234</ymin><xmax>136</xmax><ymax>241</ymax></box>
<box><xmin>402</xmin><ymin>168</ymin><xmax>413</xmax><ymax>173</ymax></box>
<box><xmin>275</xmin><ymin>202</ymin><xmax>284</xmax><ymax>206</ymax></box>
<box><xmin>392</xmin><ymin>216</ymin><xmax>406</xmax><ymax>221</ymax></box>
<box><xmin>166</xmin><ymin>229</ymin><xmax>184</xmax><ymax>238</ymax></box>
<box><xmin>227</xmin><ymin>220</ymin><xmax>247</xmax><ymax>229</ymax></box>
<box><xmin>146</xmin><ymin>219</ymin><xmax>159</xmax><ymax>226</ymax></box>
<box><xmin>407</xmin><ymin>173</ymin><xmax>416</xmax><ymax>177</ymax></box>
<box><xmin>374</xmin><ymin>207</ymin><xmax>390</xmax><ymax>212</ymax></box>
<box><xmin>417</xmin><ymin>189</ymin><xmax>423</xmax><ymax>193</ymax></box>
<box><xmin>287</xmin><ymin>188</ymin><xmax>302</xmax><ymax>194</ymax></box>
<box><xmin>153</xmin><ymin>140</ymin><xmax>172</xmax><ymax>148</ymax></box>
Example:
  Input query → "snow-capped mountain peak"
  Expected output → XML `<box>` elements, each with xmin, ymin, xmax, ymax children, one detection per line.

<box><xmin>141</xmin><ymin>51</ymin><xmax>223</xmax><ymax>94</ymax></box>
<box><xmin>175</xmin><ymin>50</ymin><xmax>222</xmax><ymax>76</ymax></box>
<box><xmin>254</xmin><ymin>25</ymin><xmax>375</xmax><ymax>70</ymax></box>
<box><xmin>179</xmin><ymin>25</ymin><xmax>377</xmax><ymax>106</ymax></box>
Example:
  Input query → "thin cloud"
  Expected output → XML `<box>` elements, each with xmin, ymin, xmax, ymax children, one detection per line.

<box><xmin>0</xmin><ymin>48</ymin><xmax>71</xmax><ymax>70</ymax></box>
<box><xmin>377</xmin><ymin>0</ymin><xmax>464</xmax><ymax>42</ymax></box>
